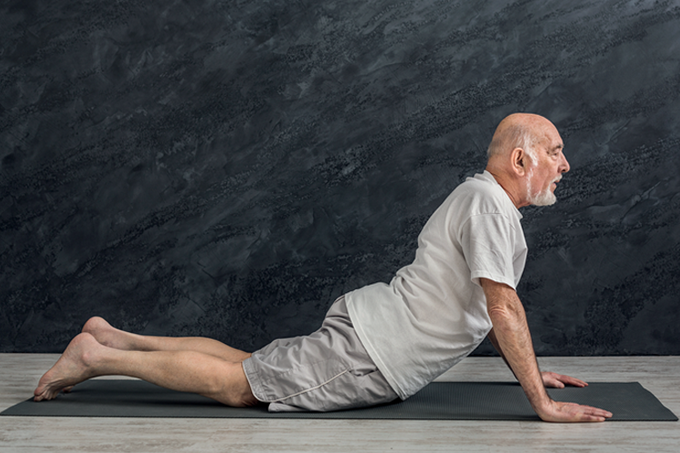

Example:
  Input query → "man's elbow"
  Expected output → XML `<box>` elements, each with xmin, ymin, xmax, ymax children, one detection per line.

<box><xmin>487</xmin><ymin>304</ymin><xmax>523</xmax><ymax>326</ymax></box>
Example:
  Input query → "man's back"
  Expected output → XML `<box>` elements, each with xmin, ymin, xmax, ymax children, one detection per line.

<box><xmin>346</xmin><ymin>171</ymin><xmax>527</xmax><ymax>399</ymax></box>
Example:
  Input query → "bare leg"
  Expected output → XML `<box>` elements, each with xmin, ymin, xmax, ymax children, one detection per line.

<box><xmin>82</xmin><ymin>317</ymin><xmax>251</xmax><ymax>362</ymax></box>
<box><xmin>34</xmin><ymin>332</ymin><xmax>258</xmax><ymax>407</ymax></box>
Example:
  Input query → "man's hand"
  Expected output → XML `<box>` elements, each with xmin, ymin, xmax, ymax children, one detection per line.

<box><xmin>481</xmin><ymin>278</ymin><xmax>613</xmax><ymax>422</ymax></box>
<box><xmin>536</xmin><ymin>400</ymin><xmax>613</xmax><ymax>423</ymax></box>
<box><xmin>541</xmin><ymin>371</ymin><xmax>587</xmax><ymax>389</ymax></box>
<box><xmin>537</xmin><ymin>372</ymin><xmax>613</xmax><ymax>421</ymax></box>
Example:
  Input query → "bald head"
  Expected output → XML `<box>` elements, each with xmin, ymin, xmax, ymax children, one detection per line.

<box><xmin>487</xmin><ymin>113</ymin><xmax>560</xmax><ymax>162</ymax></box>
<box><xmin>485</xmin><ymin>113</ymin><xmax>569</xmax><ymax>208</ymax></box>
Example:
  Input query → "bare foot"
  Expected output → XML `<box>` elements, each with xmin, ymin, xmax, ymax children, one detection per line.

<box><xmin>33</xmin><ymin>333</ymin><xmax>101</xmax><ymax>401</ymax></box>
<box><xmin>82</xmin><ymin>316</ymin><xmax>134</xmax><ymax>350</ymax></box>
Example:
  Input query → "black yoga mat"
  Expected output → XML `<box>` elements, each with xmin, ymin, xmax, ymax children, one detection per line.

<box><xmin>2</xmin><ymin>380</ymin><xmax>676</xmax><ymax>421</ymax></box>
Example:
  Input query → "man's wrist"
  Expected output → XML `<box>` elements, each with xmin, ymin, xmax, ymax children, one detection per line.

<box><xmin>529</xmin><ymin>393</ymin><xmax>554</xmax><ymax>416</ymax></box>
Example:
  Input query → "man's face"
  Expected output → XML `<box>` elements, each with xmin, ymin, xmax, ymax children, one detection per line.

<box><xmin>526</xmin><ymin>128</ymin><xmax>570</xmax><ymax>206</ymax></box>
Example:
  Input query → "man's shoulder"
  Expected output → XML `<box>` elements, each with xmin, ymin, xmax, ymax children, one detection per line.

<box><xmin>449</xmin><ymin>172</ymin><xmax>511</xmax><ymax>214</ymax></box>
<box><xmin>423</xmin><ymin>171</ymin><xmax>520</xmax><ymax>233</ymax></box>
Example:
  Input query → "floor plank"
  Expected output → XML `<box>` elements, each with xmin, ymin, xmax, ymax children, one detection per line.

<box><xmin>1</xmin><ymin>354</ymin><xmax>678</xmax><ymax>452</ymax></box>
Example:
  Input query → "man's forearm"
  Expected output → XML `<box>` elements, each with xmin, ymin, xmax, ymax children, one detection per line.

<box><xmin>487</xmin><ymin>328</ymin><xmax>519</xmax><ymax>381</ymax></box>
<box><xmin>489</xmin><ymin>305</ymin><xmax>550</xmax><ymax>412</ymax></box>
<box><xmin>481</xmin><ymin>280</ymin><xmax>551</xmax><ymax>414</ymax></box>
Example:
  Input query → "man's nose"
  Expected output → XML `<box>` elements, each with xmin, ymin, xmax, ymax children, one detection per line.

<box><xmin>560</xmin><ymin>155</ymin><xmax>570</xmax><ymax>173</ymax></box>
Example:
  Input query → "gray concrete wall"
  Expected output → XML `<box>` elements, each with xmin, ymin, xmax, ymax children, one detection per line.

<box><xmin>1</xmin><ymin>0</ymin><xmax>679</xmax><ymax>354</ymax></box>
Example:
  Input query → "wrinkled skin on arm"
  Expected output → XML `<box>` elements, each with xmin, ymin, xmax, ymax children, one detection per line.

<box><xmin>481</xmin><ymin>278</ymin><xmax>612</xmax><ymax>422</ymax></box>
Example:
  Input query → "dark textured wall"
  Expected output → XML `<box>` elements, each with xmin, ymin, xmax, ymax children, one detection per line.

<box><xmin>1</xmin><ymin>0</ymin><xmax>679</xmax><ymax>354</ymax></box>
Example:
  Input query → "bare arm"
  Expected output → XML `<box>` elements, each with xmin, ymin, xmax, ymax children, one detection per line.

<box><xmin>488</xmin><ymin>327</ymin><xmax>588</xmax><ymax>389</ymax></box>
<box><xmin>481</xmin><ymin>278</ymin><xmax>612</xmax><ymax>422</ymax></box>
<box><xmin>487</xmin><ymin>327</ymin><xmax>515</xmax><ymax>378</ymax></box>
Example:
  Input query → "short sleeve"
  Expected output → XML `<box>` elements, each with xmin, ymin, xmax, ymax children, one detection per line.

<box><xmin>459</xmin><ymin>213</ymin><xmax>519</xmax><ymax>289</ymax></box>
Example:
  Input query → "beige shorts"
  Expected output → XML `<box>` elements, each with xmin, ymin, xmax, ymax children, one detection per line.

<box><xmin>242</xmin><ymin>296</ymin><xmax>398</xmax><ymax>412</ymax></box>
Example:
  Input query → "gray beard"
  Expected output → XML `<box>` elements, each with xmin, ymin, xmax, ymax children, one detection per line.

<box><xmin>530</xmin><ymin>188</ymin><xmax>557</xmax><ymax>206</ymax></box>
<box><xmin>526</xmin><ymin>170</ymin><xmax>557</xmax><ymax>206</ymax></box>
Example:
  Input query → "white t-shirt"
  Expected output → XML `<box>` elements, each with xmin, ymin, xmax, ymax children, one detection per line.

<box><xmin>345</xmin><ymin>171</ymin><xmax>527</xmax><ymax>399</ymax></box>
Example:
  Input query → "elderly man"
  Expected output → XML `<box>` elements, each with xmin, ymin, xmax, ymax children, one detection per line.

<box><xmin>34</xmin><ymin>113</ymin><xmax>612</xmax><ymax>422</ymax></box>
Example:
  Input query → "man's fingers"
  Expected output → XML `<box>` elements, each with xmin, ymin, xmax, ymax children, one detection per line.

<box><xmin>545</xmin><ymin>378</ymin><xmax>564</xmax><ymax>388</ymax></box>
<box><xmin>562</xmin><ymin>374</ymin><xmax>588</xmax><ymax>387</ymax></box>
<box><xmin>585</xmin><ymin>406</ymin><xmax>613</xmax><ymax>419</ymax></box>
<box><xmin>565</xmin><ymin>403</ymin><xmax>613</xmax><ymax>421</ymax></box>
<box><xmin>540</xmin><ymin>401</ymin><xmax>613</xmax><ymax>423</ymax></box>
<box><xmin>542</xmin><ymin>371</ymin><xmax>588</xmax><ymax>388</ymax></box>
<box><xmin>578</xmin><ymin>414</ymin><xmax>607</xmax><ymax>422</ymax></box>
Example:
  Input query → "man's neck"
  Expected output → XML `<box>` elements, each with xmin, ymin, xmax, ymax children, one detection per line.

<box><xmin>485</xmin><ymin>167</ymin><xmax>526</xmax><ymax>209</ymax></box>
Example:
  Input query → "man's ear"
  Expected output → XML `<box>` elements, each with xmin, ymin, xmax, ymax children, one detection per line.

<box><xmin>510</xmin><ymin>147</ymin><xmax>529</xmax><ymax>176</ymax></box>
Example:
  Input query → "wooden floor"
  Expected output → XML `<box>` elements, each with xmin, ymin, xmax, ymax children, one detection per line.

<box><xmin>1</xmin><ymin>354</ymin><xmax>678</xmax><ymax>452</ymax></box>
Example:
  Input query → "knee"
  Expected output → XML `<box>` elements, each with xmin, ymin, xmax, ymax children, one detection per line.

<box><xmin>213</xmin><ymin>384</ymin><xmax>258</xmax><ymax>408</ymax></box>
<box><xmin>235</xmin><ymin>391</ymin><xmax>260</xmax><ymax>408</ymax></box>
<box><xmin>214</xmin><ymin>363</ymin><xmax>259</xmax><ymax>408</ymax></box>
<box><xmin>230</xmin><ymin>376</ymin><xmax>259</xmax><ymax>407</ymax></box>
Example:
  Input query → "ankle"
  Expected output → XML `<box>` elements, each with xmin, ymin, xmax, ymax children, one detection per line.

<box><xmin>75</xmin><ymin>333</ymin><xmax>102</xmax><ymax>369</ymax></box>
